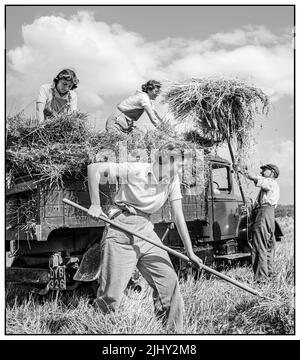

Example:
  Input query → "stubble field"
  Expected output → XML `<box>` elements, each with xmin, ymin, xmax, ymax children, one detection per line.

<box><xmin>6</xmin><ymin>217</ymin><xmax>294</xmax><ymax>335</ymax></box>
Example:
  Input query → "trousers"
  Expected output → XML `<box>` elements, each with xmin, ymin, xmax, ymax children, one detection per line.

<box><xmin>105</xmin><ymin>109</ymin><xmax>135</xmax><ymax>134</ymax></box>
<box><xmin>251</xmin><ymin>205</ymin><xmax>276</xmax><ymax>282</ymax></box>
<box><xmin>94</xmin><ymin>211</ymin><xmax>184</xmax><ymax>332</ymax></box>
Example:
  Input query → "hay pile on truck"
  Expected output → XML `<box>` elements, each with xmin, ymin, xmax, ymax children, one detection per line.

<box><xmin>5</xmin><ymin>77</ymin><xmax>270</xmax><ymax>293</ymax></box>
<box><xmin>6</xmin><ymin>112</ymin><xmax>207</xmax><ymax>291</ymax></box>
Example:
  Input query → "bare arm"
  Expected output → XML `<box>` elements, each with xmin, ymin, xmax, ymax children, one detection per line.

<box><xmin>87</xmin><ymin>162</ymin><xmax>111</xmax><ymax>218</ymax></box>
<box><xmin>244</xmin><ymin>172</ymin><xmax>259</xmax><ymax>184</ymax></box>
<box><xmin>241</xmin><ymin>170</ymin><xmax>272</xmax><ymax>190</ymax></box>
<box><xmin>171</xmin><ymin>199</ymin><xmax>203</xmax><ymax>267</ymax></box>
<box><xmin>238</xmin><ymin>167</ymin><xmax>259</xmax><ymax>184</ymax></box>
<box><xmin>36</xmin><ymin>102</ymin><xmax>45</xmax><ymax>123</ymax></box>
<box><xmin>154</xmin><ymin>109</ymin><xmax>163</xmax><ymax>122</ymax></box>
<box><xmin>144</xmin><ymin>106</ymin><xmax>161</xmax><ymax>127</ymax></box>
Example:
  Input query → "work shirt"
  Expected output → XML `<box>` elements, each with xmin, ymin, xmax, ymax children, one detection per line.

<box><xmin>106</xmin><ymin>162</ymin><xmax>182</xmax><ymax>214</ymax></box>
<box><xmin>117</xmin><ymin>90</ymin><xmax>155</xmax><ymax>122</ymax></box>
<box><xmin>255</xmin><ymin>176</ymin><xmax>280</xmax><ymax>207</ymax></box>
<box><xmin>37</xmin><ymin>83</ymin><xmax>77</xmax><ymax>118</ymax></box>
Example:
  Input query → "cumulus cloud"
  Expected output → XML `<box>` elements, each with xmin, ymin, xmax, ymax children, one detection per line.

<box><xmin>209</xmin><ymin>25</ymin><xmax>284</xmax><ymax>47</ymax></box>
<box><xmin>7</xmin><ymin>12</ymin><xmax>158</xmax><ymax>111</ymax></box>
<box><xmin>7</xmin><ymin>11</ymin><xmax>294</xmax><ymax>115</ymax></box>
<box><xmin>265</xmin><ymin>140</ymin><xmax>294</xmax><ymax>179</ymax></box>
<box><xmin>239</xmin><ymin>139</ymin><xmax>294</xmax><ymax>183</ymax></box>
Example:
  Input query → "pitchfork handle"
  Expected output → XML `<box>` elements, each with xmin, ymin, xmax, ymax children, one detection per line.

<box><xmin>63</xmin><ymin>198</ymin><xmax>271</xmax><ymax>300</ymax></box>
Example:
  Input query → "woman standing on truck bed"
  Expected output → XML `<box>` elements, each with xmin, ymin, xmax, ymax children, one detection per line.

<box><xmin>105</xmin><ymin>80</ymin><xmax>163</xmax><ymax>133</ymax></box>
<box><xmin>36</xmin><ymin>68</ymin><xmax>79</xmax><ymax>123</ymax></box>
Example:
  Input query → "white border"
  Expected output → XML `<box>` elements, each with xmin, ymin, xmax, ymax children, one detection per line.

<box><xmin>1</xmin><ymin>0</ymin><xmax>297</xmax><ymax>341</ymax></box>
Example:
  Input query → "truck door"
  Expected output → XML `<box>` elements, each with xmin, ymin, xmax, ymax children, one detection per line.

<box><xmin>209</xmin><ymin>162</ymin><xmax>241</xmax><ymax>241</ymax></box>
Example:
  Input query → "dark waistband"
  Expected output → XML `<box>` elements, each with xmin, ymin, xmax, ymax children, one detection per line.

<box><xmin>254</xmin><ymin>203</ymin><xmax>275</xmax><ymax>210</ymax></box>
<box><xmin>109</xmin><ymin>204</ymin><xmax>150</xmax><ymax>219</ymax></box>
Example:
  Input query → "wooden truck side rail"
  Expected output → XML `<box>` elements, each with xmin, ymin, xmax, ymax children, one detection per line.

<box><xmin>6</xmin><ymin>178</ymin><xmax>208</xmax><ymax>242</ymax></box>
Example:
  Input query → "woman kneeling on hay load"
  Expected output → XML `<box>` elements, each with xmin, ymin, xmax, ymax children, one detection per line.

<box><xmin>36</xmin><ymin>69</ymin><xmax>79</xmax><ymax>123</ymax></box>
<box><xmin>105</xmin><ymin>80</ymin><xmax>163</xmax><ymax>134</ymax></box>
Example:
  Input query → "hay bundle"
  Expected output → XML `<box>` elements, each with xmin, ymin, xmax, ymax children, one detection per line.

<box><xmin>6</xmin><ymin>194</ymin><xmax>37</xmax><ymax>238</ymax></box>
<box><xmin>163</xmin><ymin>77</ymin><xmax>269</xmax><ymax>149</ymax></box>
<box><xmin>6</xmin><ymin>143</ymin><xmax>90</xmax><ymax>188</ymax></box>
<box><xmin>89</xmin><ymin>121</ymin><xmax>208</xmax><ymax>188</ymax></box>
<box><xmin>6</xmin><ymin>114</ymin><xmax>207</xmax><ymax>189</ymax></box>
<box><xmin>6</xmin><ymin>112</ymin><xmax>93</xmax><ymax>188</ymax></box>
<box><xmin>7</xmin><ymin>112</ymin><xmax>89</xmax><ymax>147</ymax></box>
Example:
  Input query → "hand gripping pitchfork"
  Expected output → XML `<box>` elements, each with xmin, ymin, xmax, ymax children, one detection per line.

<box><xmin>63</xmin><ymin>198</ymin><xmax>273</xmax><ymax>301</ymax></box>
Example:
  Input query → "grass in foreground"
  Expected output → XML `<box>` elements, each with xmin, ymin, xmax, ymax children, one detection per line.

<box><xmin>6</xmin><ymin>217</ymin><xmax>294</xmax><ymax>335</ymax></box>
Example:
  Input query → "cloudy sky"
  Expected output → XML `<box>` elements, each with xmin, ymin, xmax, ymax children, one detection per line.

<box><xmin>5</xmin><ymin>5</ymin><xmax>294</xmax><ymax>204</ymax></box>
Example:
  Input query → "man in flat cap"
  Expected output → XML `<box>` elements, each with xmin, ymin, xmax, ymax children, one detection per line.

<box><xmin>241</xmin><ymin>164</ymin><xmax>280</xmax><ymax>283</ymax></box>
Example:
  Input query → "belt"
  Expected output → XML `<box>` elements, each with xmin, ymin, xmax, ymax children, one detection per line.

<box><xmin>253</xmin><ymin>203</ymin><xmax>275</xmax><ymax>211</ymax></box>
<box><xmin>260</xmin><ymin>203</ymin><xmax>275</xmax><ymax>208</ymax></box>
<box><xmin>108</xmin><ymin>203</ymin><xmax>150</xmax><ymax>220</ymax></box>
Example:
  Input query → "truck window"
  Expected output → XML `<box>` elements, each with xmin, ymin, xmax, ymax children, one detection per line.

<box><xmin>211</xmin><ymin>164</ymin><xmax>231</xmax><ymax>194</ymax></box>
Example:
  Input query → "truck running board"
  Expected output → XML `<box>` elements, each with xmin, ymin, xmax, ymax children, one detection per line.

<box><xmin>6</xmin><ymin>267</ymin><xmax>49</xmax><ymax>284</ymax></box>
<box><xmin>214</xmin><ymin>252</ymin><xmax>251</xmax><ymax>260</ymax></box>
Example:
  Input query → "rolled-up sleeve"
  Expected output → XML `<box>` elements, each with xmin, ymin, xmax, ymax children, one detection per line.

<box><xmin>37</xmin><ymin>84</ymin><xmax>49</xmax><ymax>104</ymax></box>
<box><xmin>169</xmin><ymin>175</ymin><xmax>183</xmax><ymax>201</ymax></box>
<box><xmin>139</xmin><ymin>93</ymin><xmax>152</xmax><ymax>108</ymax></box>
<box><xmin>108</xmin><ymin>162</ymin><xmax>139</xmax><ymax>184</ymax></box>
<box><xmin>256</xmin><ymin>177</ymin><xmax>273</xmax><ymax>191</ymax></box>
<box><xmin>70</xmin><ymin>91</ymin><xmax>78</xmax><ymax>111</ymax></box>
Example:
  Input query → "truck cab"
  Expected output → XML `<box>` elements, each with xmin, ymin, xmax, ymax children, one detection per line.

<box><xmin>209</xmin><ymin>155</ymin><xmax>242</xmax><ymax>238</ymax></box>
<box><xmin>208</xmin><ymin>156</ymin><xmax>250</xmax><ymax>260</ymax></box>
<box><xmin>161</xmin><ymin>155</ymin><xmax>250</xmax><ymax>274</ymax></box>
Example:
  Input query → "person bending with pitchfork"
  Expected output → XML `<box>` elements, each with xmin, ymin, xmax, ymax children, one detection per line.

<box><xmin>87</xmin><ymin>142</ymin><xmax>203</xmax><ymax>333</ymax></box>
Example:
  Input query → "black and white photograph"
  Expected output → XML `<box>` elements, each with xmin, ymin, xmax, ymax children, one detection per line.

<box><xmin>3</xmin><ymin>3</ymin><xmax>295</xmax><ymax>338</ymax></box>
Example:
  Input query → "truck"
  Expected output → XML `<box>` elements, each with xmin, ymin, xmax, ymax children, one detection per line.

<box><xmin>6</xmin><ymin>153</ymin><xmax>262</xmax><ymax>293</ymax></box>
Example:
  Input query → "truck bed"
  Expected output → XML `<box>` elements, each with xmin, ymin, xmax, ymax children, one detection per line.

<box><xmin>6</xmin><ymin>179</ymin><xmax>207</xmax><ymax>242</ymax></box>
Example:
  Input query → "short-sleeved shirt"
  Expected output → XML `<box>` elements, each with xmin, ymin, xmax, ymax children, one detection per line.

<box><xmin>255</xmin><ymin>176</ymin><xmax>280</xmax><ymax>207</ymax></box>
<box><xmin>105</xmin><ymin>162</ymin><xmax>182</xmax><ymax>214</ymax></box>
<box><xmin>117</xmin><ymin>91</ymin><xmax>155</xmax><ymax>121</ymax></box>
<box><xmin>37</xmin><ymin>83</ymin><xmax>77</xmax><ymax>116</ymax></box>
